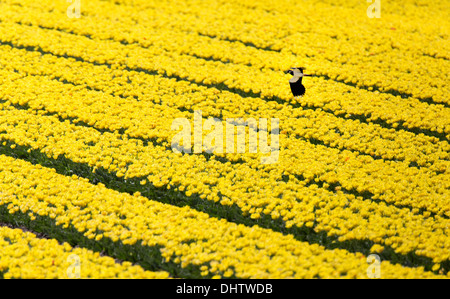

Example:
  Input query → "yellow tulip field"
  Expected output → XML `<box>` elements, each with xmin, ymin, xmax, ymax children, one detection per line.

<box><xmin>0</xmin><ymin>0</ymin><xmax>448</xmax><ymax>278</ymax></box>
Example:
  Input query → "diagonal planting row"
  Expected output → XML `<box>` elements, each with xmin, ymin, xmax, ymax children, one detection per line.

<box><xmin>0</xmin><ymin>225</ymin><xmax>170</xmax><ymax>279</ymax></box>
<box><xmin>208</xmin><ymin>0</ymin><xmax>450</xmax><ymax>61</ymax></box>
<box><xmin>0</xmin><ymin>44</ymin><xmax>449</xmax><ymax>217</ymax></box>
<box><xmin>0</xmin><ymin>43</ymin><xmax>448</xmax><ymax>171</ymax></box>
<box><xmin>63</xmin><ymin>0</ymin><xmax>449</xmax><ymax>64</ymax></box>
<box><xmin>0</xmin><ymin>104</ymin><xmax>450</xmax><ymax>270</ymax></box>
<box><xmin>1</xmin><ymin>0</ymin><xmax>448</xmax><ymax>279</ymax></box>
<box><xmin>0</xmin><ymin>2</ymin><xmax>449</xmax><ymax>125</ymax></box>
<box><xmin>0</xmin><ymin>54</ymin><xmax>449</xmax><ymax>219</ymax></box>
<box><xmin>2</xmin><ymin>154</ymin><xmax>445</xmax><ymax>278</ymax></box>
<box><xmin>0</xmin><ymin>21</ymin><xmax>449</xmax><ymax>155</ymax></box>
<box><xmin>29</xmin><ymin>0</ymin><xmax>448</xmax><ymax>104</ymax></box>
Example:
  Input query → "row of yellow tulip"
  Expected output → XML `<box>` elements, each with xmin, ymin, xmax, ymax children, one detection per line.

<box><xmin>1</xmin><ymin>0</ymin><xmax>448</xmax><ymax>279</ymax></box>
<box><xmin>0</xmin><ymin>225</ymin><xmax>170</xmax><ymax>279</ymax></box>
<box><xmin>0</xmin><ymin>3</ymin><xmax>449</xmax><ymax>126</ymax></box>
<box><xmin>182</xmin><ymin>0</ymin><xmax>450</xmax><ymax>60</ymax></box>
<box><xmin>62</xmin><ymin>0</ymin><xmax>448</xmax><ymax>56</ymax></box>
<box><xmin>216</xmin><ymin>0</ymin><xmax>450</xmax><ymax>60</ymax></box>
<box><xmin>0</xmin><ymin>19</ymin><xmax>448</xmax><ymax>153</ymax></box>
<box><xmin>0</xmin><ymin>40</ymin><xmax>449</xmax><ymax>217</ymax></box>
<box><xmin>310</xmin><ymin>0</ymin><xmax>450</xmax><ymax>23</ymax></box>
<box><xmin>0</xmin><ymin>153</ymin><xmax>445</xmax><ymax>278</ymax></box>
<box><xmin>34</xmin><ymin>0</ymin><xmax>447</xmax><ymax>104</ymax></box>
<box><xmin>0</xmin><ymin>43</ymin><xmax>447</xmax><ymax>171</ymax></box>
<box><xmin>1</xmin><ymin>0</ymin><xmax>446</xmax><ymax>272</ymax></box>
<box><xmin>0</xmin><ymin>63</ymin><xmax>449</xmax><ymax>220</ymax></box>
<box><xmin>0</xmin><ymin>103</ymin><xmax>449</xmax><ymax>267</ymax></box>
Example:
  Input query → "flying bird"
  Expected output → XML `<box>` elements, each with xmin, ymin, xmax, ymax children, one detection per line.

<box><xmin>285</xmin><ymin>67</ymin><xmax>313</xmax><ymax>97</ymax></box>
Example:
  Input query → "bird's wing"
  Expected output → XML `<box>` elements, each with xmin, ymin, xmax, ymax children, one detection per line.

<box><xmin>289</xmin><ymin>76</ymin><xmax>302</xmax><ymax>83</ymax></box>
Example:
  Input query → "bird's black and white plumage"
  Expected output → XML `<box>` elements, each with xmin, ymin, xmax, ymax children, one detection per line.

<box><xmin>286</xmin><ymin>67</ymin><xmax>312</xmax><ymax>97</ymax></box>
